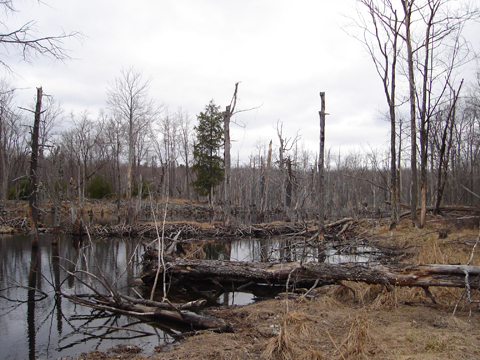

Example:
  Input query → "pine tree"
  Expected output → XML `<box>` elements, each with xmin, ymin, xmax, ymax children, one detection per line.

<box><xmin>191</xmin><ymin>100</ymin><xmax>224</xmax><ymax>204</ymax></box>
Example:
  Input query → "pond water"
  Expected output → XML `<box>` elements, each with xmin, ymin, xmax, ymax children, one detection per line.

<box><xmin>0</xmin><ymin>233</ymin><xmax>381</xmax><ymax>360</ymax></box>
<box><xmin>0</xmin><ymin>233</ymin><xmax>168</xmax><ymax>359</ymax></box>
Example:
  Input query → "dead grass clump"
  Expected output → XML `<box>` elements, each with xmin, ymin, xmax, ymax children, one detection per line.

<box><xmin>261</xmin><ymin>310</ymin><xmax>322</xmax><ymax>360</ymax></box>
<box><xmin>297</xmin><ymin>349</ymin><xmax>324</xmax><ymax>360</ymax></box>
<box><xmin>369</xmin><ymin>286</ymin><xmax>400</xmax><ymax>310</ymax></box>
<box><xmin>418</xmin><ymin>235</ymin><xmax>446</xmax><ymax>264</ymax></box>
<box><xmin>283</xmin><ymin>310</ymin><xmax>317</xmax><ymax>337</ymax></box>
<box><xmin>309</xmin><ymin>293</ymin><xmax>345</xmax><ymax>310</ymax></box>
<box><xmin>245</xmin><ymin>309</ymin><xmax>277</xmax><ymax>323</ymax></box>
<box><xmin>262</xmin><ymin>321</ymin><xmax>294</xmax><ymax>360</ymax></box>
<box><xmin>330</xmin><ymin>282</ymin><xmax>356</xmax><ymax>302</ymax></box>
<box><xmin>340</xmin><ymin>315</ymin><xmax>375</xmax><ymax>359</ymax></box>
<box><xmin>328</xmin><ymin>282</ymin><xmax>384</xmax><ymax>306</ymax></box>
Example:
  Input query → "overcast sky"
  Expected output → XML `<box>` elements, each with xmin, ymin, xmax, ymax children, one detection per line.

<box><xmin>5</xmin><ymin>0</ymin><xmax>480</xmax><ymax>165</ymax></box>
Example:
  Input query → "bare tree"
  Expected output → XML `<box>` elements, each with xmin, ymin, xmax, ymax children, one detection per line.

<box><xmin>412</xmin><ymin>0</ymin><xmax>478</xmax><ymax>227</ymax></box>
<box><xmin>275</xmin><ymin>120</ymin><xmax>300</xmax><ymax>217</ymax></box>
<box><xmin>0</xmin><ymin>80</ymin><xmax>23</xmax><ymax>200</ymax></box>
<box><xmin>178</xmin><ymin>108</ymin><xmax>193</xmax><ymax>200</ymax></box>
<box><xmin>399</xmin><ymin>0</ymin><xmax>419</xmax><ymax>221</ymax></box>
<box><xmin>354</xmin><ymin>0</ymin><xmax>478</xmax><ymax>225</ymax></box>
<box><xmin>157</xmin><ymin>108</ymin><xmax>179</xmax><ymax>198</ymax></box>
<box><xmin>61</xmin><ymin>110</ymin><xmax>105</xmax><ymax>203</ymax></box>
<box><xmin>106</xmin><ymin>67</ymin><xmax>158</xmax><ymax>222</ymax></box>
<box><xmin>100</xmin><ymin>112</ymin><xmax>125</xmax><ymax>211</ymax></box>
<box><xmin>28</xmin><ymin>87</ymin><xmax>42</xmax><ymax>241</ymax></box>
<box><xmin>0</xmin><ymin>1</ymin><xmax>81</xmax><ymax>73</ymax></box>
<box><xmin>354</xmin><ymin>0</ymin><xmax>402</xmax><ymax>227</ymax></box>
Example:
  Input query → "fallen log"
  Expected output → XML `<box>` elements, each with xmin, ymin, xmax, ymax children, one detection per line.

<box><xmin>63</xmin><ymin>293</ymin><xmax>232</xmax><ymax>332</ymax></box>
<box><xmin>139</xmin><ymin>258</ymin><xmax>480</xmax><ymax>291</ymax></box>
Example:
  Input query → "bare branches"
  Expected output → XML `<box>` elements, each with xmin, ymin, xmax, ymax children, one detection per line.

<box><xmin>0</xmin><ymin>1</ymin><xmax>82</xmax><ymax>73</ymax></box>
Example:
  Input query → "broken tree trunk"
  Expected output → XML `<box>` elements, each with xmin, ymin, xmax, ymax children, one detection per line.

<box><xmin>139</xmin><ymin>257</ymin><xmax>480</xmax><ymax>291</ymax></box>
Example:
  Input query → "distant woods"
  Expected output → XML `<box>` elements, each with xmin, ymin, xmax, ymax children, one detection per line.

<box><xmin>1</xmin><ymin>1</ymin><xmax>480</xmax><ymax>223</ymax></box>
<box><xmin>1</xmin><ymin>75</ymin><xmax>480</xmax><ymax>223</ymax></box>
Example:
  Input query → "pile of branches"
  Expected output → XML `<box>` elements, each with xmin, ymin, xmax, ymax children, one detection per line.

<box><xmin>85</xmin><ymin>217</ymin><xmax>361</xmax><ymax>241</ymax></box>
<box><xmin>60</xmin><ymin>234</ymin><xmax>233</xmax><ymax>333</ymax></box>
<box><xmin>0</xmin><ymin>216</ymin><xmax>29</xmax><ymax>233</ymax></box>
<box><xmin>62</xmin><ymin>291</ymin><xmax>232</xmax><ymax>333</ymax></box>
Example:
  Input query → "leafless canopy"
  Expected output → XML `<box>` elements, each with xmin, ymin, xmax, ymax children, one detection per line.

<box><xmin>0</xmin><ymin>0</ymin><xmax>82</xmax><ymax>72</ymax></box>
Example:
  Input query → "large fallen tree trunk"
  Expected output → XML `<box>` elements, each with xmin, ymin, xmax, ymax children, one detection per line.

<box><xmin>139</xmin><ymin>257</ymin><xmax>480</xmax><ymax>291</ymax></box>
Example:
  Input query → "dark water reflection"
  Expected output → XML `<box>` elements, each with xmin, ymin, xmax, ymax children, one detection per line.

<box><xmin>0</xmin><ymin>233</ymin><xmax>168</xmax><ymax>360</ymax></box>
<box><xmin>0</xmin><ymin>232</ymin><xmax>380</xmax><ymax>359</ymax></box>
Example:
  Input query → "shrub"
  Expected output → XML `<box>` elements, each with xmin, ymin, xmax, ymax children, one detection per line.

<box><xmin>132</xmin><ymin>178</ymin><xmax>153</xmax><ymax>199</ymax></box>
<box><xmin>87</xmin><ymin>175</ymin><xmax>114</xmax><ymax>199</ymax></box>
<box><xmin>8</xmin><ymin>179</ymin><xmax>29</xmax><ymax>200</ymax></box>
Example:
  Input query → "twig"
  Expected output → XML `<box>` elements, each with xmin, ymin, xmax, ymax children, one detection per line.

<box><xmin>463</xmin><ymin>269</ymin><xmax>473</xmax><ymax>321</ymax></box>
<box><xmin>85</xmin><ymin>227</ymin><xmax>119</xmax><ymax>303</ymax></box>
<box><xmin>466</xmin><ymin>230</ymin><xmax>480</xmax><ymax>266</ymax></box>
<box><xmin>325</xmin><ymin>326</ymin><xmax>347</xmax><ymax>360</ymax></box>
<box><xmin>111</xmin><ymin>238</ymin><xmax>142</xmax><ymax>289</ymax></box>
<box><xmin>301</xmin><ymin>279</ymin><xmax>320</xmax><ymax>299</ymax></box>
<box><xmin>461</xmin><ymin>184</ymin><xmax>480</xmax><ymax>199</ymax></box>
<box><xmin>149</xmin><ymin>190</ymin><xmax>169</xmax><ymax>301</ymax></box>
<box><xmin>285</xmin><ymin>267</ymin><xmax>298</xmax><ymax>314</ymax></box>
<box><xmin>82</xmin><ymin>325</ymin><xmax>155</xmax><ymax>336</ymax></box>
<box><xmin>453</xmin><ymin>229</ymin><xmax>479</xmax><ymax>319</ymax></box>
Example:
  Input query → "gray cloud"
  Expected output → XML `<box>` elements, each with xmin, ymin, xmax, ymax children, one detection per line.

<box><xmin>8</xmin><ymin>0</ymin><xmax>430</xmax><ymax>163</ymax></box>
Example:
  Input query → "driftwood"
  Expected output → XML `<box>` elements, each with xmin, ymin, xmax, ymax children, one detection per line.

<box><xmin>139</xmin><ymin>257</ymin><xmax>480</xmax><ymax>291</ymax></box>
<box><xmin>63</xmin><ymin>292</ymin><xmax>232</xmax><ymax>332</ymax></box>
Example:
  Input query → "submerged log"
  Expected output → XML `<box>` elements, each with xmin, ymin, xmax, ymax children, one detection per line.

<box><xmin>139</xmin><ymin>257</ymin><xmax>480</xmax><ymax>291</ymax></box>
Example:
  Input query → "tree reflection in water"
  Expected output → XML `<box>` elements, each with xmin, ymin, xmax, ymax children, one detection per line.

<box><xmin>0</xmin><ymin>234</ymin><xmax>168</xmax><ymax>359</ymax></box>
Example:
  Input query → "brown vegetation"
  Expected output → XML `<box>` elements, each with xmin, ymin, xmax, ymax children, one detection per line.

<box><xmin>70</xmin><ymin>214</ymin><xmax>480</xmax><ymax>360</ymax></box>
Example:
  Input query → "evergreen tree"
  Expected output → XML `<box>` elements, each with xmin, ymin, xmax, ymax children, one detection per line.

<box><xmin>191</xmin><ymin>100</ymin><xmax>224</xmax><ymax>204</ymax></box>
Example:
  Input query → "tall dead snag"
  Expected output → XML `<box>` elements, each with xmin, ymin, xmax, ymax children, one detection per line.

<box><xmin>276</xmin><ymin>121</ymin><xmax>301</xmax><ymax>219</ymax></box>
<box><xmin>261</xmin><ymin>140</ymin><xmax>273</xmax><ymax>214</ymax></box>
<box><xmin>223</xmin><ymin>106</ymin><xmax>231</xmax><ymax>224</ymax></box>
<box><xmin>29</xmin><ymin>87</ymin><xmax>42</xmax><ymax>243</ymax></box>
<box><xmin>317</xmin><ymin>92</ymin><xmax>326</xmax><ymax>237</ymax></box>
<box><xmin>224</xmin><ymin>82</ymin><xmax>239</xmax><ymax>225</ymax></box>
<box><xmin>400</xmin><ymin>0</ymin><xmax>419</xmax><ymax>222</ymax></box>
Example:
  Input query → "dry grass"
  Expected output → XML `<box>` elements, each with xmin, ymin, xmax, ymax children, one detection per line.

<box><xmin>340</xmin><ymin>315</ymin><xmax>374</xmax><ymax>359</ymax></box>
<box><xmin>75</xmin><ymin>216</ymin><xmax>480</xmax><ymax>360</ymax></box>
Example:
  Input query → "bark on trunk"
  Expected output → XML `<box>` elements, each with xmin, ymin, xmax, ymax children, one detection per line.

<box><xmin>224</xmin><ymin>105</ymin><xmax>231</xmax><ymax>224</ymax></box>
<box><xmin>29</xmin><ymin>87</ymin><xmax>42</xmax><ymax>243</ymax></box>
<box><xmin>318</xmin><ymin>92</ymin><xmax>326</xmax><ymax>234</ymax></box>
<box><xmin>140</xmin><ymin>258</ymin><xmax>480</xmax><ymax>290</ymax></box>
<box><xmin>402</xmin><ymin>1</ymin><xmax>418</xmax><ymax>221</ymax></box>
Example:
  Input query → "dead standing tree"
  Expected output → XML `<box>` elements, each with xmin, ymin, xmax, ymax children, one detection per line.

<box><xmin>318</xmin><ymin>92</ymin><xmax>326</xmax><ymax>238</ymax></box>
<box><xmin>107</xmin><ymin>67</ymin><xmax>158</xmax><ymax>224</ymax></box>
<box><xmin>223</xmin><ymin>83</ymin><xmax>239</xmax><ymax>225</ymax></box>
<box><xmin>276</xmin><ymin>120</ymin><xmax>301</xmax><ymax>220</ymax></box>
<box><xmin>223</xmin><ymin>82</ymin><xmax>258</xmax><ymax>223</ymax></box>
<box><xmin>28</xmin><ymin>87</ymin><xmax>42</xmax><ymax>245</ymax></box>
<box><xmin>353</xmin><ymin>0</ymin><xmax>402</xmax><ymax>227</ymax></box>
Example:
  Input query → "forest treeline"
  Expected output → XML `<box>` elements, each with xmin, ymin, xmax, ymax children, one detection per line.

<box><xmin>1</xmin><ymin>0</ymin><xmax>480</xmax><ymax>225</ymax></box>
<box><xmin>0</xmin><ymin>70</ymin><xmax>479</xmax><ymax>223</ymax></box>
